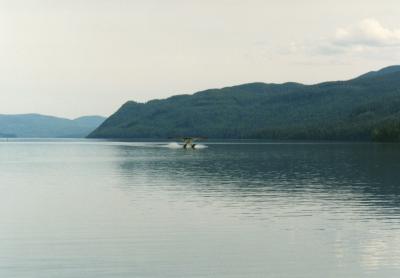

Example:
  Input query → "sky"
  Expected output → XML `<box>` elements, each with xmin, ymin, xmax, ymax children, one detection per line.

<box><xmin>0</xmin><ymin>0</ymin><xmax>400</xmax><ymax>118</ymax></box>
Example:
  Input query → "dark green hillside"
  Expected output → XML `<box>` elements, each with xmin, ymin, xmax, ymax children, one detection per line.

<box><xmin>356</xmin><ymin>65</ymin><xmax>400</xmax><ymax>80</ymax></box>
<box><xmin>89</xmin><ymin>66</ymin><xmax>400</xmax><ymax>141</ymax></box>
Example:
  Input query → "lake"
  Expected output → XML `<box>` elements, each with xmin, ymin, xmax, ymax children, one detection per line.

<box><xmin>1</xmin><ymin>140</ymin><xmax>400</xmax><ymax>277</ymax></box>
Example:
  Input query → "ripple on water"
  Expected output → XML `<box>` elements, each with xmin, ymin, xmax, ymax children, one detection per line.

<box><xmin>1</xmin><ymin>141</ymin><xmax>400</xmax><ymax>277</ymax></box>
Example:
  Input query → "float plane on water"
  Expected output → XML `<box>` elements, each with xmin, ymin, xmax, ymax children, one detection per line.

<box><xmin>172</xmin><ymin>137</ymin><xmax>207</xmax><ymax>149</ymax></box>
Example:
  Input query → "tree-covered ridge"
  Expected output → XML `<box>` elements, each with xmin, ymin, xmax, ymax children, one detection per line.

<box><xmin>89</xmin><ymin>66</ymin><xmax>400</xmax><ymax>141</ymax></box>
<box><xmin>372</xmin><ymin>121</ymin><xmax>400</xmax><ymax>142</ymax></box>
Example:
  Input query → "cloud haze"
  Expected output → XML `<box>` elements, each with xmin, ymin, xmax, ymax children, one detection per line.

<box><xmin>284</xmin><ymin>18</ymin><xmax>400</xmax><ymax>58</ymax></box>
<box><xmin>334</xmin><ymin>18</ymin><xmax>400</xmax><ymax>47</ymax></box>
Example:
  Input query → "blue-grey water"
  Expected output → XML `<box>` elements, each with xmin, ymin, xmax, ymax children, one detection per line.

<box><xmin>1</xmin><ymin>140</ymin><xmax>400</xmax><ymax>277</ymax></box>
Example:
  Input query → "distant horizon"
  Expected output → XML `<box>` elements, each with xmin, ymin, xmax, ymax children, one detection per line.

<box><xmin>0</xmin><ymin>113</ymin><xmax>107</xmax><ymax>121</ymax></box>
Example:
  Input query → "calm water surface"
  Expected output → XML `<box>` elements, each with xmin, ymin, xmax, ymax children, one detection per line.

<box><xmin>1</xmin><ymin>140</ymin><xmax>400</xmax><ymax>277</ymax></box>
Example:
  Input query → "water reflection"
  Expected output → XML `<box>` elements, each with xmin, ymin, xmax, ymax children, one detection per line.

<box><xmin>1</xmin><ymin>141</ymin><xmax>400</xmax><ymax>277</ymax></box>
<box><xmin>114</xmin><ymin>143</ymin><xmax>400</xmax><ymax>217</ymax></box>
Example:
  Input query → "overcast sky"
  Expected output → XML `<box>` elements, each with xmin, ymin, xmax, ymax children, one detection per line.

<box><xmin>1</xmin><ymin>0</ymin><xmax>400</xmax><ymax>118</ymax></box>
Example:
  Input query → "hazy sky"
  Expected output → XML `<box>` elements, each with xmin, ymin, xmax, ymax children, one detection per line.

<box><xmin>1</xmin><ymin>0</ymin><xmax>400</xmax><ymax>118</ymax></box>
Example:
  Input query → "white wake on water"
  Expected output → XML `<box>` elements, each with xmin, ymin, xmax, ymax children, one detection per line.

<box><xmin>163</xmin><ymin>142</ymin><xmax>207</xmax><ymax>149</ymax></box>
<box><xmin>194</xmin><ymin>144</ymin><xmax>207</xmax><ymax>149</ymax></box>
<box><xmin>165</xmin><ymin>142</ymin><xmax>182</xmax><ymax>149</ymax></box>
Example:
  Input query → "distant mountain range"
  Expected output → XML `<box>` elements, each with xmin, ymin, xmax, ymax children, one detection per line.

<box><xmin>89</xmin><ymin>65</ymin><xmax>400</xmax><ymax>141</ymax></box>
<box><xmin>0</xmin><ymin>114</ymin><xmax>105</xmax><ymax>138</ymax></box>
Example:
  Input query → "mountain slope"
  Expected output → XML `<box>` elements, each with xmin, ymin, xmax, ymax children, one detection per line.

<box><xmin>356</xmin><ymin>65</ymin><xmax>400</xmax><ymax>80</ymax></box>
<box><xmin>0</xmin><ymin>114</ymin><xmax>105</xmax><ymax>138</ymax></box>
<box><xmin>89</xmin><ymin>66</ymin><xmax>400</xmax><ymax>141</ymax></box>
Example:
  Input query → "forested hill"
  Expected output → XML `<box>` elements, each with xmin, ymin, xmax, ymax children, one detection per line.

<box><xmin>0</xmin><ymin>114</ymin><xmax>105</xmax><ymax>138</ymax></box>
<box><xmin>89</xmin><ymin>66</ymin><xmax>400</xmax><ymax>141</ymax></box>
